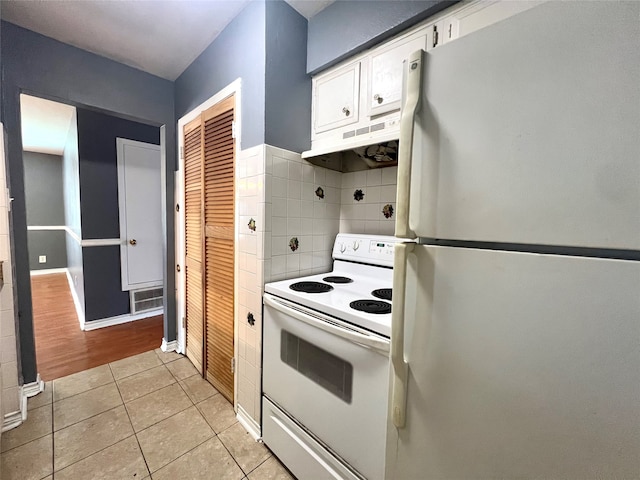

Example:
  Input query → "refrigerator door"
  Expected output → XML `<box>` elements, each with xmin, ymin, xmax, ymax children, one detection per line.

<box><xmin>387</xmin><ymin>244</ymin><xmax>640</xmax><ymax>479</ymax></box>
<box><xmin>402</xmin><ymin>2</ymin><xmax>640</xmax><ymax>249</ymax></box>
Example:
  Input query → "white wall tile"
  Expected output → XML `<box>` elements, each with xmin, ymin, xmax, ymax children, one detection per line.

<box><xmin>1</xmin><ymin>336</ymin><xmax>16</xmax><ymax>364</ymax></box>
<box><xmin>2</xmin><ymin>361</ymin><xmax>18</xmax><ymax>389</ymax></box>
<box><xmin>381</xmin><ymin>166</ymin><xmax>398</xmax><ymax>185</ymax></box>
<box><xmin>272</xmin><ymin>217</ymin><xmax>287</xmax><ymax>236</ymax></box>
<box><xmin>271</xmin><ymin>255</ymin><xmax>286</xmax><ymax>275</ymax></box>
<box><xmin>326</xmin><ymin>170</ymin><xmax>342</xmax><ymax>188</ymax></box>
<box><xmin>3</xmin><ymin>386</ymin><xmax>20</xmax><ymax>415</ymax></box>
<box><xmin>288</xmin><ymin>162</ymin><xmax>302</xmax><ymax>181</ymax></box>
<box><xmin>314</xmin><ymin>168</ymin><xmax>326</xmax><ymax>185</ymax></box>
<box><xmin>302</xmin><ymin>164</ymin><xmax>315</xmax><ymax>183</ymax></box>
<box><xmin>302</xmin><ymin>183</ymin><xmax>316</xmax><ymax>202</ymax></box>
<box><xmin>366</xmin><ymin>168</ymin><xmax>382</xmax><ymax>186</ymax></box>
<box><xmin>287</xmin><ymin>199</ymin><xmax>301</xmax><ymax>218</ymax></box>
<box><xmin>272</xmin><ymin>155</ymin><xmax>288</xmax><ymax>178</ymax></box>
<box><xmin>300</xmin><ymin>201</ymin><xmax>313</xmax><ymax>219</ymax></box>
<box><xmin>272</xmin><ymin>198</ymin><xmax>287</xmax><ymax>217</ymax></box>
<box><xmin>272</xmin><ymin>177</ymin><xmax>287</xmax><ymax>197</ymax></box>
<box><xmin>287</xmin><ymin>218</ymin><xmax>301</xmax><ymax>236</ymax></box>
<box><xmin>380</xmin><ymin>184</ymin><xmax>397</xmax><ymax>203</ymax></box>
<box><xmin>1</xmin><ymin>308</ymin><xmax>15</xmax><ymax>339</ymax></box>
<box><xmin>287</xmin><ymin>180</ymin><xmax>301</xmax><ymax>199</ymax></box>
<box><xmin>272</xmin><ymin>235</ymin><xmax>287</xmax><ymax>256</ymax></box>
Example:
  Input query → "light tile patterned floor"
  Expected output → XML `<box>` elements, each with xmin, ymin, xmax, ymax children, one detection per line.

<box><xmin>1</xmin><ymin>349</ymin><xmax>294</xmax><ymax>480</ymax></box>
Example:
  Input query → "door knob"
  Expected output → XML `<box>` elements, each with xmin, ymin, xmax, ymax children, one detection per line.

<box><xmin>129</xmin><ymin>239</ymin><xmax>137</xmax><ymax>246</ymax></box>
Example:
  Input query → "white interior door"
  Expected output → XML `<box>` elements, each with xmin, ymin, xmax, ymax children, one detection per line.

<box><xmin>117</xmin><ymin>138</ymin><xmax>163</xmax><ymax>290</ymax></box>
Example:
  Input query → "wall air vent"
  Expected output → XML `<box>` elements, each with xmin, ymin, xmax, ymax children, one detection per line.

<box><xmin>131</xmin><ymin>287</ymin><xmax>163</xmax><ymax>313</ymax></box>
<box><xmin>343</xmin><ymin>130</ymin><xmax>356</xmax><ymax>139</ymax></box>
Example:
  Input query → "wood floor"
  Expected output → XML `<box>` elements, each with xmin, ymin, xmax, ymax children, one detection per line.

<box><xmin>31</xmin><ymin>273</ymin><xmax>164</xmax><ymax>381</ymax></box>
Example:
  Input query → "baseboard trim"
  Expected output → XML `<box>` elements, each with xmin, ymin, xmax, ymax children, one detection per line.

<box><xmin>65</xmin><ymin>269</ymin><xmax>86</xmax><ymax>330</ymax></box>
<box><xmin>161</xmin><ymin>338</ymin><xmax>179</xmax><ymax>353</ymax></box>
<box><xmin>22</xmin><ymin>374</ymin><xmax>44</xmax><ymax>398</ymax></box>
<box><xmin>83</xmin><ymin>308</ymin><xmax>163</xmax><ymax>331</ymax></box>
<box><xmin>0</xmin><ymin>375</ymin><xmax>41</xmax><ymax>432</ymax></box>
<box><xmin>237</xmin><ymin>405</ymin><xmax>261</xmax><ymax>441</ymax></box>
<box><xmin>2</xmin><ymin>409</ymin><xmax>24</xmax><ymax>432</ymax></box>
<box><xmin>30</xmin><ymin>267</ymin><xmax>68</xmax><ymax>276</ymax></box>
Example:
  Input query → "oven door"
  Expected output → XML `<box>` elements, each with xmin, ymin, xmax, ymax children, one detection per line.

<box><xmin>263</xmin><ymin>293</ymin><xmax>390</xmax><ymax>480</ymax></box>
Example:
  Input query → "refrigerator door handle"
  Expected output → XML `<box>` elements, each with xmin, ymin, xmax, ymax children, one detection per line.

<box><xmin>391</xmin><ymin>242</ymin><xmax>414</xmax><ymax>428</ymax></box>
<box><xmin>395</xmin><ymin>49</ymin><xmax>423</xmax><ymax>239</ymax></box>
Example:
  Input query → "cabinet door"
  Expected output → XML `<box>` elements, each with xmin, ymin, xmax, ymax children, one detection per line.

<box><xmin>368</xmin><ymin>35</ymin><xmax>426</xmax><ymax>116</ymax></box>
<box><xmin>313</xmin><ymin>62</ymin><xmax>360</xmax><ymax>134</ymax></box>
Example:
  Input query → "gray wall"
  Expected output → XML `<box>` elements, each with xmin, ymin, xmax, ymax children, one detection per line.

<box><xmin>62</xmin><ymin>109</ymin><xmax>84</xmax><ymax>318</ymax></box>
<box><xmin>83</xmin><ymin>246</ymin><xmax>130</xmax><ymax>321</ymax></box>
<box><xmin>175</xmin><ymin>1</ymin><xmax>266</xmax><ymax>149</ymax></box>
<box><xmin>265</xmin><ymin>1</ymin><xmax>311</xmax><ymax>153</ymax></box>
<box><xmin>307</xmin><ymin>0</ymin><xmax>455</xmax><ymax>73</ymax></box>
<box><xmin>23</xmin><ymin>151</ymin><xmax>68</xmax><ymax>270</ymax></box>
<box><xmin>23</xmin><ymin>151</ymin><xmax>65</xmax><ymax>225</ymax></box>
<box><xmin>1</xmin><ymin>21</ymin><xmax>175</xmax><ymax>383</ymax></box>
<box><xmin>76</xmin><ymin>108</ymin><xmax>160</xmax><ymax>322</ymax></box>
<box><xmin>27</xmin><ymin>231</ymin><xmax>67</xmax><ymax>270</ymax></box>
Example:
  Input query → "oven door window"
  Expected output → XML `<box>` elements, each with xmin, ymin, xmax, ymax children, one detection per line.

<box><xmin>281</xmin><ymin>330</ymin><xmax>353</xmax><ymax>403</ymax></box>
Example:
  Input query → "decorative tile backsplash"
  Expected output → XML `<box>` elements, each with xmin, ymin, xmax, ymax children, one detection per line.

<box><xmin>340</xmin><ymin>167</ymin><xmax>397</xmax><ymax>235</ymax></box>
<box><xmin>234</xmin><ymin>145</ymin><xmax>398</xmax><ymax>429</ymax></box>
<box><xmin>265</xmin><ymin>146</ymin><xmax>340</xmax><ymax>283</ymax></box>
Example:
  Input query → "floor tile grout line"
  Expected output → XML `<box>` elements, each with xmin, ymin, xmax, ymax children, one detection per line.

<box><xmin>0</xmin><ymin>404</ymin><xmax>55</xmax><ymax>454</ymax></box>
<box><xmin>113</xmin><ymin>373</ymin><xmax>153</xmax><ymax>479</ymax></box>
<box><xmin>146</xmin><ymin>432</ymin><xmax>218</xmax><ymax>477</ymax></box>
<box><xmin>217</xmin><ymin>427</ymin><xmax>252</xmax><ymax>477</ymax></box>
<box><xmin>53</xmin><ymin>432</ymin><xmax>139</xmax><ymax>475</ymax></box>
<box><xmin>52</xmin><ymin>400</ymin><xmax>127</xmax><ymax>439</ymax></box>
<box><xmin>51</xmin><ymin>387</ymin><xmax>55</xmax><ymax>479</ymax></box>
<box><xmin>132</xmin><ymin>402</ymin><xmax>196</xmax><ymax>435</ymax></box>
<box><xmin>52</xmin><ymin>379</ymin><xmax>117</xmax><ymax>408</ymax></box>
<box><xmin>112</xmin><ymin>361</ymin><xmax>172</xmax><ymax>384</ymax></box>
<box><xmin>244</xmin><ymin>454</ymin><xmax>274</xmax><ymax>477</ymax></box>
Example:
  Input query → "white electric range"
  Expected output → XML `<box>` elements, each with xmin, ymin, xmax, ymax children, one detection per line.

<box><xmin>262</xmin><ymin>234</ymin><xmax>400</xmax><ymax>480</ymax></box>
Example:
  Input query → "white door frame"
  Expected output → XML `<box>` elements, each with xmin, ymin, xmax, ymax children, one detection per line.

<box><xmin>175</xmin><ymin>78</ymin><xmax>242</xmax><ymax>409</ymax></box>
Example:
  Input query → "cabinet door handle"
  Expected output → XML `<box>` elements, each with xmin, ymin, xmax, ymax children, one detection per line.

<box><xmin>342</xmin><ymin>106</ymin><xmax>350</xmax><ymax>116</ymax></box>
<box><xmin>129</xmin><ymin>239</ymin><xmax>137</xmax><ymax>246</ymax></box>
<box><xmin>373</xmin><ymin>94</ymin><xmax>384</xmax><ymax>104</ymax></box>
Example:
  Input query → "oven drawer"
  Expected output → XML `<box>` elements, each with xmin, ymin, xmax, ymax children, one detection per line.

<box><xmin>263</xmin><ymin>294</ymin><xmax>389</xmax><ymax>480</ymax></box>
<box><xmin>262</xmin><ymin>396</ymin><xmax>363</xmax><ymax>480</ymax></box>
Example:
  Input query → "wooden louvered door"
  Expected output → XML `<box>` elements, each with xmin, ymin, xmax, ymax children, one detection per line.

<box><xmin>183</xmin><ymin>117</ymin><xmax>204</xmax><ymax>373</ymax></box>
<box><xmin>202</xmin><ymin>96</ymin><xmax>236</xmax><ymax>402</ymax></box>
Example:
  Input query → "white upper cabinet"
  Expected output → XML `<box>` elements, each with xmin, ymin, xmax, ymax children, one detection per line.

<box><xmin>367</xmin><ymin>35</ymin><xmax>427</xmax><ymax>117</ymax></box>
<box><xmin>313</xmin><ymin>62</ymin><xmax>360</xmax><ymax>134</ymax></box>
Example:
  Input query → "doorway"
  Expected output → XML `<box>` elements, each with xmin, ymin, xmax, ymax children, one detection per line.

<box><xmin>20</xmin><ymin>94</ymin><xmax>166</xmax><ymax>380</ymax></box>
<box><xmin>177</xmin><ymin>81</ymin><xmax>241</xmax><ymax>405</ymax></box>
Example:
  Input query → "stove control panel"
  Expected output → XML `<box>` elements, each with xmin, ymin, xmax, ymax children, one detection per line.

<box><xmin>333</xmin><ymin>234</ymin><xmax>400</xmax><ymax>267</ymax></box>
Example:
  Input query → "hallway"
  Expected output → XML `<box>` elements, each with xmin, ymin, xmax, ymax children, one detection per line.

<box><xmin>0</xmin><ymin>349</ymin><xmax>293</xmax><ymax>479</ymax></box>
<box><xmin>31</xmin><ymin>273</ymin><xmax>163</xmax><ymax>380</ymax></box>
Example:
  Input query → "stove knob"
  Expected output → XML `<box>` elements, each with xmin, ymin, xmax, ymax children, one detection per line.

<box><xmin>353</xmin><ymin>241</ymin><xmax>360</xmax><ymax>251</ymax></box>
<box><xmin>339</xmin><ymin>243</ymin><xmax>347</xmax><ymax>253</ymax></box>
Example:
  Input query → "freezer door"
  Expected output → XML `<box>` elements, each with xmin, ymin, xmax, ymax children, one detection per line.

<box><xmin>406</xmin><ymin>2</ymin><xmax>640</xmax><ymax>249</ymax></box>
<box><xmin>386</xmin><ymin>245</ymin><xmax>640</xmax><ymax>479</ymax></box>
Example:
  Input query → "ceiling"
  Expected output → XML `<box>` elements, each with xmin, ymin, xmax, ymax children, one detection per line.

<box><xmin>1</xmin><ymin>0</ymin><xmax>335</xmax><ymax>81</ymax></box>
<box><xmin>20</xmin><ymin>95</ymin><xmax>76</xmax><ymax>156</ymax></box>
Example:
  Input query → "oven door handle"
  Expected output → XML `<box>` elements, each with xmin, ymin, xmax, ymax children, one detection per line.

<box><xmin>264</xmin><ymin>294</ymin><xmax>390</xmax><ymax>355</ymax></box>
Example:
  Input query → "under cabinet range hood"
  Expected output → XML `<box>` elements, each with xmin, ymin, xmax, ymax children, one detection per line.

<box><xmin>302</xmin><ymin>139</ymin><xmax>399</xmax><ymax>172</ymax></box>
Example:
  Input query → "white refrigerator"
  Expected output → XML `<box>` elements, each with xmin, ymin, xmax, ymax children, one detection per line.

<box><xmin>387</xmin><ymin>2</ymin><xmax>640</xmax><ymax>479</ymax></box>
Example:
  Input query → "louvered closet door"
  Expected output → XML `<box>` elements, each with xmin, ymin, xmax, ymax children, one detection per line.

<box><xmin>202</xmin><ymin>96</ymin><xmax>235</xmax><ymax>402</ymax></box>
<box><xmin>183</xmin><ymin>117</ymin><xmax>204</xmax><ymax>374</ymax></box>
